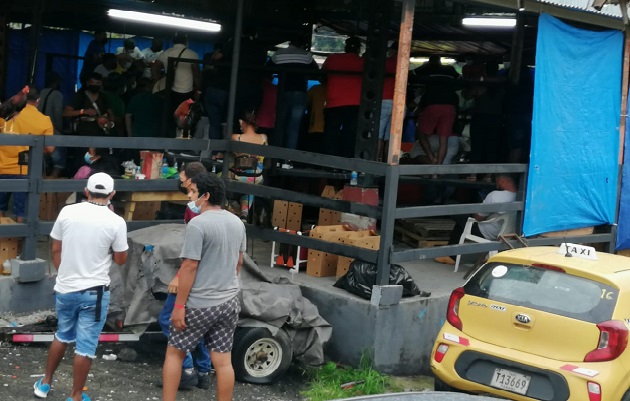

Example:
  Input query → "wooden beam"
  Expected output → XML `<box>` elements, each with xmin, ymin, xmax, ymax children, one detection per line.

<box><xmin>388</xmin><ymin>0</ymin><xmax>415</xmax><ymax>165</ymax></box>
<box><xmin>619</xmin><ymin>28</ymin><xmax>630</xmax><ymax>164</ymax></box>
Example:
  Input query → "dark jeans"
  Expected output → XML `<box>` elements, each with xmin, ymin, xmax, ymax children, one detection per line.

<box><xmin>203</xmin><ymin>87</ymin><xmax>229</xmax><ymax>141</ymax></box>
<box><xmin>275</xmin><ymin>91</ymin><xmax>307</xmax><ymax>149</ymax></box>
<box><xmin>323</xmin><ymin>106</ymin><xmax>359</xmax><ymax>158</ymax></box>
<box><xmin>448</xmin><ymin>215</ymin><xmax>483</xmax><ymax>259</ymax></box>
<box><xmin>159</xmin><ymin>293</ymin><xmax>212</xmax><ymax>372</ymax></box>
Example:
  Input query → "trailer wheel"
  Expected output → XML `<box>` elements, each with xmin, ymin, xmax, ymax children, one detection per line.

<box><xmin>232</xmin><ymin>327</ymin><xmax>292</xmax><ymax>384</ymax></box>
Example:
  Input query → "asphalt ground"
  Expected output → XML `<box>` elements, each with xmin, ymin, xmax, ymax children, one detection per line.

<box><xmin>0</xmin><ymin>339</ymin><xmax>307</xmax><ymax>401</ymax></box>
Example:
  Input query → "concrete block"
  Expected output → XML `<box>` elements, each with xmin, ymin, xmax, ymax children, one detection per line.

<box><xmin>370</xmin><ymin>285</ymin><xmax>403</xmax><ymax>307</ymax></box>
<box><xmin>11</xmin><ymin>258</ymin><xmax>47</xmax><ymax>283</ymax></box>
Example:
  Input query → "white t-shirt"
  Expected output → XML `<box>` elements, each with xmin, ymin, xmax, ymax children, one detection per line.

<box><xmin>478</xmin><ymin>190</ymin><xmax>517</xmax><ymax>239</ymax></box>
<box><xmin>115</xmin><ymin>46</ymin><xmax>144</xmax><ymax>60</ymax></box>
<box><xmin>158</xmin><ymin>44</ymin><xmax>199</xmax><ymax>94</ymax></box>
<box><xmin>51</xmin><ymin>202</ymin><xmax>128</xmax><ymax>293</ymax></box>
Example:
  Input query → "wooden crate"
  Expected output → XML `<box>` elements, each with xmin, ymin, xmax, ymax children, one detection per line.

<box><xmin>272</xmin><ymin>200</ymin><xmax>303</xmax><ymax>231</ymax></box>
<box><xmin>541</xmin><ymin>227</ymin><xmax>594</xmax><ymax>238</ymax></box>
<box><xmin>318</xmin><ymin>186</ymin><xmax>343</xmax><ymax>226</ymax></box>
<box><xmin>395</xmin><ymin>226</ymin><xmax>448</xmax><ymax>248</ymax></box>
<box><xmin>399</xmin><ymin>218</ymin><xmax>455</xmax><ymax>240</ymax></box>
<box><xmin>306</xmin><ymin>225</ymin><xmax>355</xmax><ymax>277</ymax></box>
<box><xmin>0</xmin><ymin>217</ymin><xmax>19</xmax><ymax>270</ymax></box>
<box><xmin>39</xmin><ymin>191</ymin><xmax>72</xmax><ymax>221</ymax></box>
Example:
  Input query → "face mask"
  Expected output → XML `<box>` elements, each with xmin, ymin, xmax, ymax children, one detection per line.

<box><xmin>187</xmin><ymin>193</ymin><xmax>207</xmax><ymax>214</ymax></box>
<box><xmin>503</xmin><ymin>62</ymin><xmax>511</xmax><ymax>70</ymax></box>
<box><xmin>84</xmin><ymin>152</ymin><xmax>95</xmax><ymax>165</ymax></box>
<box><xmin>87</xmin><ymin>85</ymin><xmax>101</xmax><ymax>93</ymax></box>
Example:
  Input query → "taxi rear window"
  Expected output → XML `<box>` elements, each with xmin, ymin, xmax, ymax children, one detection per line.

<box><xmin>465</xmin><ymin>262</ymin><xmax>618</xmax><ymax>323</ymax></box>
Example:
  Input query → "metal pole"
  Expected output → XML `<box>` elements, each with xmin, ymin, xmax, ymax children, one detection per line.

<box><xmin>226</xmin><ymin>0</ymin><xmax>243</xmax><ymax>139</ymax></box>
<box><xmin>387</xmin><ymin>0</ymin><xmax>415</xmax><ymax>165</ymax></box>
<box><xmin>376</xmin><ymin>165</ymin><xmax>399</xmax><ymax>285</ymax></box>
<box><xmin>22</xmin><ymin>137</ymin><xmax>45</xmax><ymax>260</ymax></box>
<box><xmin>509</xmin><ymin>13</ymin><xmax>526</xmax><ymax>85</ymax></box>
<box><xmin>27</xmin><ymin>0</ymin><xmax>44</xmax><ymax>83</ymax></box>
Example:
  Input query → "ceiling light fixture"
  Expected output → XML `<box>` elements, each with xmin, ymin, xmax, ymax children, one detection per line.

<box><xmin>462</xmin><ymin>17</ymin><xmax>517</xmax><ymax>28</ymax></box>
<box><xmin>108</xmin><ymin>9</ymin><xmax>221</xmax><ymax>32</ymax></box>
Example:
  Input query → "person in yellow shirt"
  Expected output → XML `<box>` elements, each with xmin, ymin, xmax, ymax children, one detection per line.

<box><xmin>0</xmin><ymin>86</ymin><xmax>55</xmax><ymax>222</ymax></box>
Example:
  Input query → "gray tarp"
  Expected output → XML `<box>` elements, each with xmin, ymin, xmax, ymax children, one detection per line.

<box><xmin>109</xmin><ymin>224</ymin><xmax>331</xmax><ymax>366</ymax></box>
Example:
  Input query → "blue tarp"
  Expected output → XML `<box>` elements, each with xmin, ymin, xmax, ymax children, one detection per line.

<box><xmin>616</xmin><ymin>98</ymin><xmax>630</xmax><ymax>249</ymax></box>
<box><xmin>523</xmin><ymin>13</ymin><xmax>622</xmax><ymax>236</ymax></box>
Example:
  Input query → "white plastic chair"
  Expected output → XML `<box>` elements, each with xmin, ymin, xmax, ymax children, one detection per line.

<box><xmin>454</xmin><ymin>213</ymin><xmax>516</xmax><ymax>272</ymax></box>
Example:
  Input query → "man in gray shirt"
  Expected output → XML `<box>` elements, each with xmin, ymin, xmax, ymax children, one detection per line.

<box><xmin>38</xmin><ymin>71</ymin><xmax>66</xmax><ymax>177</ymax></box>
<box><xmin>163</xmin><ymin>172</ymin><xmax>245</xmax><ymax>401</ymax></box>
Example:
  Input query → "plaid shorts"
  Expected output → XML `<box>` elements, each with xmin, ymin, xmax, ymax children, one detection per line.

<box><xmin>168</xmin><ymin>296</ymin><xmax>240</xmax><ymax>353</ymax></box>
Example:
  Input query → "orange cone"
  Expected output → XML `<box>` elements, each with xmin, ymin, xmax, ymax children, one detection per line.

<box><xmin>275</xmin><ymin>255</ymin><xmax>285</xmax><ymax>266</ymax></box>
<box><xmin>286</xmin><ymin>256</ymin><xmax>294</xmax><ymax>268</ymax></box>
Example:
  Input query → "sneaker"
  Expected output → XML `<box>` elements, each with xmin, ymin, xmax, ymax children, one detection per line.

<box><xmin>197</xmin><ymin>372</ymin><xmax>211</xmax><ymax>390</ymax></box>
<box><xmin>66</xmin><ymin>394</ymin><xmax>90</xmax><ymax>401</ymax></box>
<box><xmin>33</xmin><ymin>378</ymin><xmax>50</xmax><ymax>398</ymax></box>
<box><xmin>179</xmin><ymin>368</ymin><xmax>198</xmax><ymax>390</ymax></box>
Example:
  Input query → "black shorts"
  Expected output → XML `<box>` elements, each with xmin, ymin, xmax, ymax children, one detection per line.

<box><xmin>168</xmin><ymin>296</ymin><xmax>240</xmax><ymax>353</ymax></box>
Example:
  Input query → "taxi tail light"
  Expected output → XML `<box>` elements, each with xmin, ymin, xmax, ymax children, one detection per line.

<box><xmin>584</xmin><ymin>320</ymin><xmax>628</xmax><ymax>362</ymax></box>
<box><xmin>434</xmin><ymin>343</ymin><xmax>449</xmax><ymax>363</ymax></box>
<box><xmin>446</xmin><ymin>287</ymin><xmax>465</xmax><ymax>331</ymax></box>
<box><xmin>587</xmin><ymin>381</ymin><xmax>601</xmax><ymax>401</ymax></box>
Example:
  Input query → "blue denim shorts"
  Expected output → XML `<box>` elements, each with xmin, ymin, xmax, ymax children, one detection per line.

<box><xmin>55</xmin><ymin>289</ymin><xmax>110</xmax><ymax>358</ymax></box>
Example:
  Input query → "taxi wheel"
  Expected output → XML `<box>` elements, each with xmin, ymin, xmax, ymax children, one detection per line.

<box><xmin>433</xmin><ymin>376</ymin><xmax>457</xmax><ymax>392</ymax></box>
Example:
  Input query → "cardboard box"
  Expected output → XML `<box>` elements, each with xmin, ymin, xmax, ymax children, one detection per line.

<box><xmin>0</xmin><ymin>218</ymin><xmax>19</xmax><ymax>270</ymax></box>
<box><xmin>132</xmin><ymin>201</ymin><xmax>162</xmax><ymax>220</ymax></box>
<box><xmin>306</xmin><ymin>225</ymin><xmax>356</xmax><ymax>277</ymax></box>
<box><xmin>318</xmin><ymin>186</ymin><xmax>343</xmax><ymax>226</ymax></box>
<box><xmin>140</xmin><ymin>151</ymin><xmax>164</xmax><ymax>179</ymax></box>
<box><xmin>336</xmin><ymin>231</ymin><xmax>381</xmax><ymax>278</ymax></box>
<box><xmin>39</xmin><ymin>191</ymin><xmax>72</xmax><ymax>221</ymax></box>
<box><xmin>272</xmin><ymin>200</ymin><xmax>303</xmax><ymax>231</ymax></box>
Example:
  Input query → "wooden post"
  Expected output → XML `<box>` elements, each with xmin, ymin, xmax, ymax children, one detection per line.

<box><xmin>619</xmin><ymin>28</ymin><xmax>630</xmax><ymax>164</ymax></box>
<box><xmin>387</xmin><ymin>0</ymin><xmax>415</xmax><ymax>165</ymax></box>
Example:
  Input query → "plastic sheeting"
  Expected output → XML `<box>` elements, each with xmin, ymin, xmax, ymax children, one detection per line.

<box><xmin>616</xmin><ymin>98</ymin><xmax>630</xmax><ymax>250</ymax></box>
<box><xmin>523</xmin><ymin>13</ymin><xmax>622</xmax><ymax>237</ymax></box>
<box><xmin>110</xmin><ymin>224</ymin><xmax>331</xmax><ymax>367</ymax></box>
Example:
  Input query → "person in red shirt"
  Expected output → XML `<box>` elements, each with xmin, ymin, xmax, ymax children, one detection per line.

<box><xmin>322</xmin><ymin>36</ymin><xmax>364</xmax><ymax>158</ymax></box>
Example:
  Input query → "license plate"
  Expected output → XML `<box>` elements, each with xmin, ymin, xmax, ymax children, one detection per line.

<box><xmin>490</xmin><ymin>368</ymin><xmax>531</xmax><ymax>395</ymax></box>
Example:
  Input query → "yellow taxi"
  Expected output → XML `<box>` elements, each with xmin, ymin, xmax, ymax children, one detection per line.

<box><xmin>431</xmin><ymin>243</ymin><xmax>630</xmax><ymax>401</ymax></box>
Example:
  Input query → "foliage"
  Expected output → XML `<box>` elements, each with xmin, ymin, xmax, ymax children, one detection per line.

<box><xmin>301</xmin><ymin>353</ymin><xmax>389</xmax><ymax>401</ymax></box>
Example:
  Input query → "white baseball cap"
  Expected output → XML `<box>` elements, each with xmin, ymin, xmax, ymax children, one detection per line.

<box><xmin>87</xmin><ymin>172</ymin><xmax>114</xmax><ymax>194</ymax></box>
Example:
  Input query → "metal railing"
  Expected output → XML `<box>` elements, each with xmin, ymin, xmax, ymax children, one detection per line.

<box><xmin>0</xmin><ymin>134</ymin><xmax>615</xmax><ymax>285</ymax></box>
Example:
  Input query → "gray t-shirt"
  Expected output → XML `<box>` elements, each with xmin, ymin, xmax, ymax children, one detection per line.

<box><xmin>478</xmin><ymin>190</ymin><xmax>517</xmax><ymax>239</ymax></box>
<box><xmin>180</xmin><ymin>209</ymin><xmax>246</xmax><ymax>308</ymax></box>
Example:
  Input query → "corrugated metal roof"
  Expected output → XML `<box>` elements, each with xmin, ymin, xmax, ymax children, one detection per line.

<box><xmin>534</xmin><ymin>0</ymin><xmax>625</xmax><ymax>18</ymax></box>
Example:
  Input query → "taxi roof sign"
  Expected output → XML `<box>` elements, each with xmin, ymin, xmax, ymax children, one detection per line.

<box><xmin>558</xmin><ymin>243</ymin><xmax>598</xmax><ymax>260</ymax></box>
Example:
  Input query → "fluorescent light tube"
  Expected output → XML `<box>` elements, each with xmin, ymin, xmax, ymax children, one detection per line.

<box><xmin>108</xmin><ymin>9</ymin><xmax>221</xmax><ymax>32</ymax></box>
<box><xmin>462</xmin><ymin>17</ymin><xmax>516</xmax><ymax>28</ymax></box>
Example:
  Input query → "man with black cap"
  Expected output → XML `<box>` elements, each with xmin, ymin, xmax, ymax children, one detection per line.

<box><xmin>33</xmin><ymin>172</ymin><xmax>128</xmax><ymax>401</ymax></box>
<box><xmin>322</xmin><ymin>36</ymin><xmax>364</xmax><ymax>158</ymax></box>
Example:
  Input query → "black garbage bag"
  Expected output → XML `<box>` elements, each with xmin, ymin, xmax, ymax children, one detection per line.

<box><xmin>334</xmin><ymin>260</ymin><xmax>431</xmax><ymax>300</ymax></box>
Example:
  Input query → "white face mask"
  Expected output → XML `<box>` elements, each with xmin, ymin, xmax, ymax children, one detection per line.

<box><xmin>187</xmin><ymin>193</ymin><xmax>207</xmax><ymax>214</ymax></box>
<box><xmin>503</xmin><ymin>62</ymin><xmax>511</xmax><ymax>70</ymax></box>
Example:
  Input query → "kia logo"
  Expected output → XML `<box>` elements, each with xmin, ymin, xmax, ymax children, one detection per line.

<box><xmin>515</xmin><ymin>314</ymin><xmax>531</xmax><ymax>324</ymax></box>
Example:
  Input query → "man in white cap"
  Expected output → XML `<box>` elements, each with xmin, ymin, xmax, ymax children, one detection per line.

<box><xmin>33</xmin><ymin>172</ymin><xmax>128</xmax><ymax>401</ymax></box>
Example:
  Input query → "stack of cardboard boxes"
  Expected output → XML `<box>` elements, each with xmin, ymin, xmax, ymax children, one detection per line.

<box><xmin>0</xmin><ymin>218</ymin><xmax>18</xmax><ymax>274</ymax></box>
<box><xmin>306</xmin><ymin>185</ymin><xmax>380</xmax><ymax>278</ymax></box>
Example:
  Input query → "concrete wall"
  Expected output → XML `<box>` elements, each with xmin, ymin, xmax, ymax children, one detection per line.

<box><xmin>301</xmin><ymin>285</ymin><xmax>449</xmax><ymax>375</ymax></box>
<box><xmin>0</xmin><ymin>275</ymin><xmax>56</xmax><ymax>313</ymax></box>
